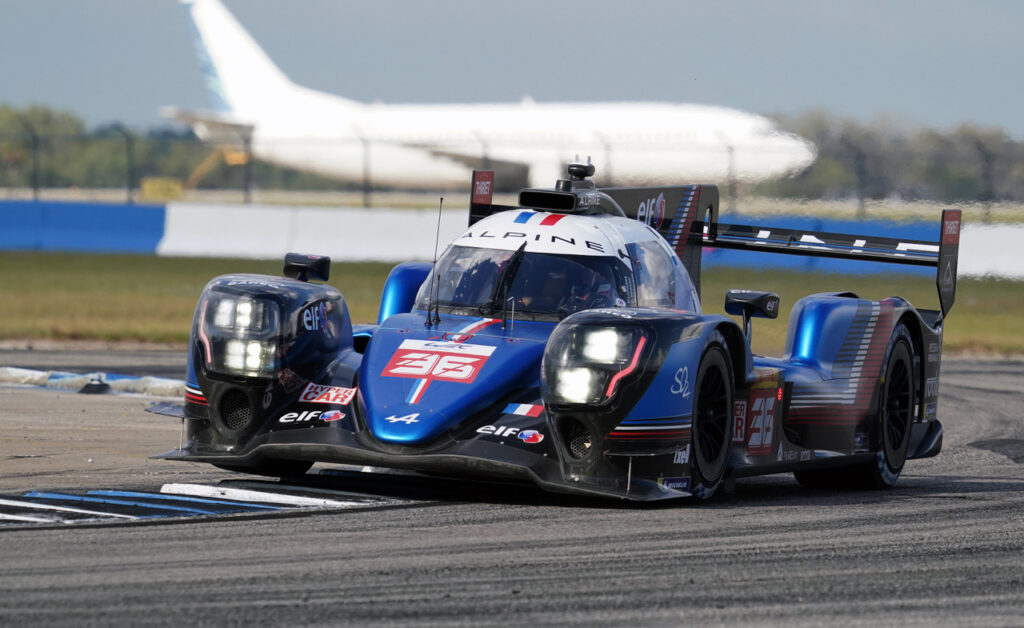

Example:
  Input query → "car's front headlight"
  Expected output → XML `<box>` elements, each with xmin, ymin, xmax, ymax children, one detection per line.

<box><xmin>543</xmin><ymin>325</ymin><xmax>649</xmax><ymax>406</ymax></box>
<box><xmin>198</xmin><ymin>292</ymin><xmax>281</xmax><ymax>378</ymax></box>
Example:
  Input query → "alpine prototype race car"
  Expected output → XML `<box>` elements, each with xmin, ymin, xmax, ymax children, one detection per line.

<box><xmin>155</xmin><ymin>162</ymin><xmax>962</xmax><ymax>501</ymax></box>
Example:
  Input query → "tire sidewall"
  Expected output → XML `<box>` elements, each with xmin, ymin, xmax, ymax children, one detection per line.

<box><xmin>691</xmin><ymin>338</ymin><xmax>733</xmax><ymax>499</ymax></box>
<box><xmin>875</xmin><ymin>323</ymin><xmax>915</xmax><ymax>485</ymax></box>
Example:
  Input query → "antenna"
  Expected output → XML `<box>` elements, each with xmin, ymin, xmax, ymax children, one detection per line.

<box><xmin>425</xmin><ymin>196</ymin><xmax>444</xmax><ymax>327</ymax></box>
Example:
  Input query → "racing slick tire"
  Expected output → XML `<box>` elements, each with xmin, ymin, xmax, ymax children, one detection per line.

<box><xmin>690</xmin><ymin>338</ymin><xmax>734</xmax><ymax>500</ymax></box>
<box><xmin>214</xmin><ymin>458</ymin><xmax>314</xmax><ymax>478</ymax></box>
<box><xmin>794</xmin><ymin>323</ymin><xmax>916</xmax><ymax>490</ymax></box>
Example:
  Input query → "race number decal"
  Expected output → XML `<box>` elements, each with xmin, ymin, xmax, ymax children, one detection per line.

<box><xmin>382</xmin><ymin>340</ymin><xmax>495</xmax><ymax>384</ymax></box>
<box><xmin>747</xmin><ymin>394</ymin><xmax>776</xmax><ymax>456</ymax></box>
<box><xmin>746</xmin><ymin>368</ymin><xmax>782</xmax><ymax>457</ymax></box>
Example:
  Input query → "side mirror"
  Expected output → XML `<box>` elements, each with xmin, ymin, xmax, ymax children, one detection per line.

<box><xmin>283</xmin><ymin>252</ymin><xmax>331</xmax><ymax>282</ymax></box>
<box><xmin>724</xmin><ymin>289</ymin><xmax>780</xmax><ymax>340</ymax></box>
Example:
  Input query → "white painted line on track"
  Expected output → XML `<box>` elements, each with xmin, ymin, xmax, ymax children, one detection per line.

<box><xmin>160</xmin><ymin>483</ymin><xmax>368</xmax><ymax>508</ymax></box>
<box><xmin>0</xmin><ymin>497</ymin><xmax>139</xmax><ymax>519</ymax></box>
<box><xmin>0</xmin><ymin>513</ymin><xmax>60</xmax><ymax>524</ymax></box>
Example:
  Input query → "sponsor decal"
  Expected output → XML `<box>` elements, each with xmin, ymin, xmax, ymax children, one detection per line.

<box><xmin>928</xmin><ymin>342</ymin><xmax>940</xmax><ymax>363</ymax></box>
<box><xmin>459</xmin><ymin>229</ymin><xmax>606</xmax><ymax>253</ymax></box>
<box><xmin>226</xmin><ymin>279</ymin><xmax>283</xmax><ymax>288</ymax></box>
<box><xmin>278</xmin><ymin>410</ymin><xmax>321</xmax><ymax>424</ymax></box>
<box><xmin>637</xmin><ymin>193</ymin><xmax>666</xmax><ymax>230</ymax></box>
<box><xmin>732</xmin><ymin>401</ymin><xmax>747</xmax><ymax>442</ymax></box>
<box><xmin>673</xmin><ymin>444</ymin><xmax>691</xmax><ymax>465</ymax></box>
<box><xmin>503</xmin><ymin>403</ymin><xmax>544</xmax><ymax>417</ymax></box>
<box><xmin>321</xmin><ymin>410</ymin><xmax>345</xmax><ymax>422</ymax></box>
<box><xmin>384</xmin><ymin>413</ymin><xmax>420</xmax><ymax>424</ymax></box>
<box><xmin>942</xmin><ymin>213</ymin><xmax>961</xmax><ymax>245</ymax></box>
<box><xmin>925</xmin><ymin>377</ymin><xmax>939</xmax><ymax>398</ymax></box>
<box><xmin>799</xmin><ymin>450</ymin><xmax>811</xmax><ymax>461</ymax></box>
<box><xmin>777</xmin><ymin>446</ymin><xmax>797</xmax><ymax>462</ymax></box>
<box><xmin>477</xmin><ymin>425</ymin><xmax>544</xmax><ymax>443</ymax></box>
<box><xmin>302</xmin><ymin>301</ymin><xmax>327</xmax><ymax>331</ymax></box>
<box><xmin>657</xmin><ymin>476</ymin><xmax>690</xmax><ymax>492</ymax></box>
<box><xmin>518</xmin><ymin>430</ymin><xmax>544</xmax><ymax>444</ymax></box>
<box><xmin>300</xmin><ymin>383</ymin><xmax>357</xmax><ymax>405</ymax></box>
<box><xmin>383</xmin><ymin>339</ymin><xmax>495</xmax><ymax>383</ymax></box>
<box><xmin>926</xmin><ymin>402</ymin><xmax>937</xmax><ymax>420</ymax></box>
<box><xmin>670</xmin><ymin>367</ymin><xmax>692</xmax><ymax>399</ymax></box>
<box><xmin>472</xmin><ymin>171</ymin><xmax>494</xmax><ymax>204</ymax></box>
<box><xmin>854</xmin><ymin>432</ymin><xmax>866</xmax><ymax>447</ymax></box>
<box><xmin>477</xmin><ymin>425</ymin><xmax>522</xmax><ymax>438</ymax></box>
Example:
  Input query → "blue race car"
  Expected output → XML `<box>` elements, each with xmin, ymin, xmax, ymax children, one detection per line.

<box><xmin>156</xmin><ymin>163</ymin><xmax>961</xmax><ymax>500</ymax></box>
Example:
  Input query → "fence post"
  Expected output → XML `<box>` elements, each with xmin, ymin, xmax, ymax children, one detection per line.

<box><xmin>841</xmin><ymin>136</ymin><xmax>867</xmax><ymax>218</ymax></box>
<box><xmin>361</xmin><ymin>136</ymin><xmax>371</xmax><ymax>208</ymax></box>
<box><xmin>242</xmin><ymin>132</ymin><xmax>253</xmax><ymax>204</ymax></box>
<box><xmin>975</xmin><ymin>139</ymin><xmax>994</xmax><ymax>223</ymax></box>
<box><xmin>22</xmin><ymin>123</ymin><xmax>40</xmax><ymax>201</ymax></box>
<box><xmin>116</xmin><ymin>125</ymin><xmax>135</xmax><ymax>204</ymax></box>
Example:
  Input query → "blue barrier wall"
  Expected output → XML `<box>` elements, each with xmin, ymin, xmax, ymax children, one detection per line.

<box><xmin>0</xmin><ymin>201</ymin><xmax>166</xmax><ymax>254</ymax></box>
<box><xmin>703</xmin><ymin>214</ymin><xmax>936</xmax><ymax>276</ymax></box>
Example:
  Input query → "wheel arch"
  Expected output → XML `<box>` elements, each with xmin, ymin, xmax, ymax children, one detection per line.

<box><xmin>714</xmin><ymin>321</ymin><xmax>750</xmax><ymax>390</ymax></box>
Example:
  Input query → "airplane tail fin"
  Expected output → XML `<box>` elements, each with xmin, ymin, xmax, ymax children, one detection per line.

<box><xmin>180</xmin><ymin>0</ymin><xmax>294</xmax><ymax>114</ymax></box>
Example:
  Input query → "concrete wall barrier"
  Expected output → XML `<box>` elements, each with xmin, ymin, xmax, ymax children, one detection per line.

<box><xmin>0</xmin><ymin>200</ymin><xmax>1017</xmax><ymax>279</ymax></box>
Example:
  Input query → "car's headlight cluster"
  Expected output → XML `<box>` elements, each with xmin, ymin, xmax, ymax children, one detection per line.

<box><xmin>544</xmin><ymin>325</ymin><xmax>649</xmax><ymax>406</ymax></box>
<box><xmin>199</xmin><ymin>293</ymin><xmax>281</xmax><ymax>378</ymax></box>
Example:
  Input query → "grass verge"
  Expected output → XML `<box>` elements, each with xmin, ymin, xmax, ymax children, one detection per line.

<box><xmin>1</xmin><ymin>252</ymin><xmax>1020</xmax><ymax>355</ymax></box>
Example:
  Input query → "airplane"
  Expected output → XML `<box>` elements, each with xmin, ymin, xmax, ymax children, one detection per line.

<box><xmin>164</xmin><ymin>0</ymin><xmax>816</xmax><ymax>190</ymax></box>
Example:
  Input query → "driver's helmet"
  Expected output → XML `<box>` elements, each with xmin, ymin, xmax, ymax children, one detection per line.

<box><xmin>513</xmin><ymin>255</ymin><xmax>617</xmax><ymax>314</ymax></box>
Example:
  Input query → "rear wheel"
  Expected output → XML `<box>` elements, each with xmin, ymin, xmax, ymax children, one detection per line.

<box><xmin>794</xmin><ymin>323</ymin><xmax>916</xmax><ymax>489</ymax></box>
<box><xmin>690</xmin><ymin>341</ymin><xmax>733</xmax><ymax>500</ymax></box>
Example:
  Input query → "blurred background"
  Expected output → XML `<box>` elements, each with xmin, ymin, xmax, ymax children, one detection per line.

<box><xmin>1</xmin><ymin>0</ymin><xmax>1020</xmax><ymax>353</ymax></box>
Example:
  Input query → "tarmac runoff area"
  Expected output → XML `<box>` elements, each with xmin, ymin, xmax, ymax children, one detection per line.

<box><xmin>1</xmin><ymin>345</ymin><xmax>1024</xmax><ymax>625</ymax></box>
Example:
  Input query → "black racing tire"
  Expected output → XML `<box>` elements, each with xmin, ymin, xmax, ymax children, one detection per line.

<box><xmin>794</xmin><ymin>323</ymin><xmax>916</xmax><ymax>490</ymax></box>
<box><xmin>214</xmin><ymin>458</ymin><xmax>314</xmax><ymax>478</ymax></box>
<box><xmin>854</xmin><ymin>324</ymin><xmax>915</xmax><ymax>488</ymax></box>
<box><xmin>690</xmin><ymin>340</ymin><xmax>733</xmax><ymax>500</ymax></box>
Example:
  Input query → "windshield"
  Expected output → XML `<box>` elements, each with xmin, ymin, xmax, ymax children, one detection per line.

<box><xmin>415</xmin><ymin>245</ymin><xmax>636</xmax><ymax>320</ymax></box>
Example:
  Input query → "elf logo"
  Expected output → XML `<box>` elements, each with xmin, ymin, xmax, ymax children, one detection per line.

<box><xmin>278</xmin><ymin>410</ymin><xmax>321</xmax><ymax>423</ymax></box>
<box><xmin>303</xmin><ymin>302</ymin><xmax>327</xmax><ymax>331</ymax></box>
<box><xmin>476</xmin><ymin>425</ymin><xmax>544</xmax><ymax>444</ymax></box>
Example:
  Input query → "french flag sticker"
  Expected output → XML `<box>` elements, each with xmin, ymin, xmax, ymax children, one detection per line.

<box><xmin>503</xmin><ymin>403</ymin><xmax>544</xmax><ymax>417</ymax></box>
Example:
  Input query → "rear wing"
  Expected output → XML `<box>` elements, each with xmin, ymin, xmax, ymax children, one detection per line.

<box><xmin>695</xmin><ymin>209</ymin><xmax>961</xmax><ymax>323</ymax></box>
<box><xmin>467</xmin><ymin>170</ymin><xmax>960</xmax><ymax>323</ymax></box>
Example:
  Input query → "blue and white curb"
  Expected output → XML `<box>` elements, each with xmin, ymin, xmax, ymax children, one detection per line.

<box><xmin>0</xmin><ymin>366</ymin><xmax>184</xmax><ymax>398</ymax></box>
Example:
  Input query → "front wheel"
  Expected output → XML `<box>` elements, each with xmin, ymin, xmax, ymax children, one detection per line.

<box><xmin>690</xmin><ymin>341</ymin><xmax>733</xmax><ymax>500</ymax></box>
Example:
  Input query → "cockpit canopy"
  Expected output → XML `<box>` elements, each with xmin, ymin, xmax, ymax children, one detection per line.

<box><xmin>414</xmin><ymin>246</ymin><xmax>634</xmax><ymax>320</ymax></box>
<box><xmin>414</xmin><ymin>215</ymin><xmax>700</xmax><ymax>320</ymax></box>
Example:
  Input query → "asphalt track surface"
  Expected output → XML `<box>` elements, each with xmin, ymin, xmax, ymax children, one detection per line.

<box><xmin>1</xmin><ymin>347</ymin><xmax>1023</xmax><ymax>626</ymax></box>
